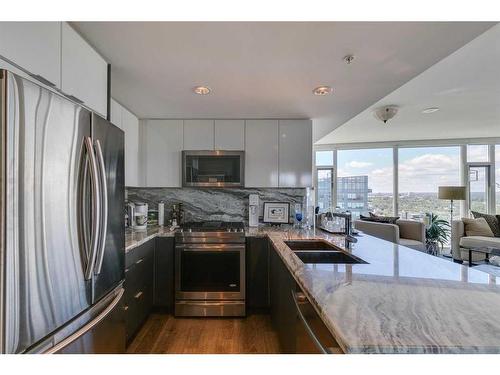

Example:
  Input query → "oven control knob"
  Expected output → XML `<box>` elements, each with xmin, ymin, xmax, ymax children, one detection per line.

<box><xmin>227</xmin><ymin>228</ymin><xmax>232</xmax><ymax>232</ymax></box>
<box><xmin>239</xmin><ymin>228</ymin><xmax>244</xmax><ymax>233</ymax></box>
<box><xmin>187</xmin><ymin>228</ymin><xmax>192</xmax><ymax>233</ymax></box>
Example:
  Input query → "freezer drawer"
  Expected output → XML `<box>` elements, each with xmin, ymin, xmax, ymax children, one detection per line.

<box><xmin>26</xmin><ymin>286</ymin><xmax>125</xmax><ymax>354</ymax></box>
<box><xmin>54</xmin><ymin>289</ymin><xmax>125</xmax><ymax>354</ymax></box>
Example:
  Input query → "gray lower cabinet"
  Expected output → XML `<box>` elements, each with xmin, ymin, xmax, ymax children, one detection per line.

<box><xmin>246</xmin><ymin>237</ymin><xmax>270</xmax><ymax>310</ymax></box>
<box><xmin>124</xmin><ymin>239</ymin><xmax>155</xmax><ymax>342</ymax></box>
<box><xmin>154</xmin><ymin>237</ymin><xmax>175</xmax><ymax>310</ymax></box>
<box><xmin>269</xmin><ymin>247</ymin><xmax>297</xmax><ymax>353</ymax></box>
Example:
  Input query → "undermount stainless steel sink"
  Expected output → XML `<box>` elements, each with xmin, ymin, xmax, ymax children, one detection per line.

<box><xmin>284</xmin><ymin>240</ymin><xmax>367</xmax><ymax>265</ymax></box>
<box><xmin>284</xmin><ymin>240</ymin><xmax>339</xmax><ymax>251</ymax></box>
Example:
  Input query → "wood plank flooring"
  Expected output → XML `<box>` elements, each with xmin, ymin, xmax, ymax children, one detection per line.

<box><xmin>127</xmin><ymin>313</ymin><xmax>281</xmax><ymax>354</ymax></box>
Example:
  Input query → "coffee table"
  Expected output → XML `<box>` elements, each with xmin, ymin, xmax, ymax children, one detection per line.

<box><xmin>466</xmin><ymin>247</ymin><xmax>500</xmax><ymax>267</ymax></box>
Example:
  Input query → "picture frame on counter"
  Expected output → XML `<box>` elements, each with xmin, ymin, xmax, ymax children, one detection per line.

<box><xmin>263</xmin><ymin>202</ymin><xmax>290</xmax><ymax>224</ymax></box>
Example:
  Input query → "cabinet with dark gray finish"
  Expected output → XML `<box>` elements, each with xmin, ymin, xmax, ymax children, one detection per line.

<box><xmin>154</xmin><ymin>237</ymin><xmax>175</xmax><ymax>310</ymax></box>
<box><xmin>246</xmin><ymin>237</ymin><xmax>270</xmax><ymax>310</ymax></box>
<box><xmin>269</xmin><ymin>246</ymin><xmax>297</xmax><ymax>353</ymax></box>
<box><xmin>124</xmin><ymin>239</ymin><xmax>154</xmax><ymax>342</ymax></box>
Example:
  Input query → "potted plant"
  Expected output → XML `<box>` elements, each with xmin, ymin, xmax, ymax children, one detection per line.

<box><xmin>425</xmin><ymin>213</ymin><xmax>450</xmax><ymax>255</ymax></box>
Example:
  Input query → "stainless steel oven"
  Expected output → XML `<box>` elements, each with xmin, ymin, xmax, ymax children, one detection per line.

<box><xmin>182</xmin><ymin>150</ymin><xmax>245</xmax><ymax>187</ymax></box>
<box><xmin>175</xmin><ymin>222</ymin><xmax>246</xmax><ymax>317</ymax></box>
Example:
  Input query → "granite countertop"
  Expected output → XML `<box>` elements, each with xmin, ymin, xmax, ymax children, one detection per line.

<box><xmin>125</xmin><ymin>226</ymin><xmax>175</xmax><ymax>252</ymax></box>
<box><xmin>125</xmin><ymin>224</ymin><xmax>288</xmax><ymax>251</ymax></box>
<box><xmin>267</xmin><ymin>228</ymin><xmax>500</xmax><ymax>354</ymax></box>
<box><xmin>125</xmin><ymin>225</ymin><xmax>500</xmax><ymax>353</ymax></box>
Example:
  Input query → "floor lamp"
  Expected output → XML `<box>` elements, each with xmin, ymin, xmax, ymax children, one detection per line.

<box><xmin>438</xmin><ymin>186</ymin><xmax>467</xmax><ymax>257</ymax></box>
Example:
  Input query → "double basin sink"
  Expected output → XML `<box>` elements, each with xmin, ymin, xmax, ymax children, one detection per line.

<box><xmin>284</xmin><ymin>240</ymin><xmax>367</xmax><ymax>265</ymax></box>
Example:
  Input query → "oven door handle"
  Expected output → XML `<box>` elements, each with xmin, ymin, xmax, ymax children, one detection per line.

<box><xmin>176</xmin><ymin>244</ymin><xmax>245</xmax><ymax>252</ymax></box>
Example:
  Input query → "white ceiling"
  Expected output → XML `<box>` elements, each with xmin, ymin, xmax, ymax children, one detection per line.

<box><xmin>317</xmin><ymin>23</ymin><xmax>500</xmax><ymax>145</ymax></box>
<box><xmin>73</xmin><ymin>22</ymin><xmax>494</xmax><ymax>142</ymax></box>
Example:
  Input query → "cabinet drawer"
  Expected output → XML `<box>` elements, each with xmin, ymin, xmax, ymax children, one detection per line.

<box><xmin>126</xmin><ymin>239</ymin><xmax>154</xmax><ymax>268</ymax></box>
<box><xmin>125</xmin><ymin>283</ymin><xmax>153</xmax><ymax>341</ymax></box>
<box><xmin>125</xmin><ymin>253</ymin><xmax>154</xmax><ymax>303</ymax></box>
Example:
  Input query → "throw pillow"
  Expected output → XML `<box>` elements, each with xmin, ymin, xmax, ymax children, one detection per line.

<box><xmin>360</xmin><ymin>214</ymin><xmax>399</xmax><ymax>224</ymax></box>
<box><xmin>471</xmin><ymin>211</ymin><xmax>500</xmax><ymax>237</ymax></box>
<box><xmin>462</xmin><ymin>217</ymin><xmax>494</xmax><ymax>237</ymax></box>
<box><xmin>489</xmin><ymin>255</ymin><xmax>500</xmax><ymax>267</ymax></box>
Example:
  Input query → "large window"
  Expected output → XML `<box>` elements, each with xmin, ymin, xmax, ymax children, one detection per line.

<box><xmin>398</xmin><ymin>147</ymin><xmax>460</xmax><ymax>222</ymax></box>
<box><xmin>467</xmin><ymin>145</ymin><xmax>489</xmax><ymax>162</ymax></box>
<box><xmin>337</xmin><ymin>148</ymin><xmax>393</xmax><ymax>217</ymax></box>
<box><xmin>317</xmin><ymin>168</ymin><xmax>333</xmax><ymax>213</ymax></box>
<box><xmin>315</xmin><ymin>151</ymin><xmax>334</xmax><ymax>213</ymax></box>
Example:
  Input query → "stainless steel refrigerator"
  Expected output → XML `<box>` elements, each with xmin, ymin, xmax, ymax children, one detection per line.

<box><xmin>0</xmin><ymin>69</ymin><xmax>125</xmax><ymax>354</ymax></box>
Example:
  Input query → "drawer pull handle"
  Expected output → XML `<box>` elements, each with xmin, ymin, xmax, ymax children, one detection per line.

<box><xmin>134</xmin><ymin>291</ymin><xmax>143</xmax><ymax>299</ymax></box>
<box><xmin>135</xmin><ymin>258</ymin><xmax>144</xmax><ymax>265</ymax></box>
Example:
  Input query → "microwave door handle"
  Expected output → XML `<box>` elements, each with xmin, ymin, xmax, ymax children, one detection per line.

<box><xmin>83</xmin><ymin>137</ymin><xmax>100</xmax><ymax>280</ymax></box>
<box><xmin>93</xmin><ymin>139</ymin><xmax>108</xmax><ymax>275</ymax></box>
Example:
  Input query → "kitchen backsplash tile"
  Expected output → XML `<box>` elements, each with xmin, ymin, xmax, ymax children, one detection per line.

<box><xmin>126</xmin><ymin>187</ymin><xmax>307</xmax><ymax>224</ymax></box>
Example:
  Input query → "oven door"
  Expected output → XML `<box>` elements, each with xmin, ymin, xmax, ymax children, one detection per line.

<box><xmin>175</xmin><ymin>243</ymin><xmax>245</xmax><ymax>300</ymax></box>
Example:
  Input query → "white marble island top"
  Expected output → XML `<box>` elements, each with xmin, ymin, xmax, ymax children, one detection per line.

<box><xmin>267</xmin><ymin>228</ymin><xmax>500</xmax><ymax>354</ymax></box>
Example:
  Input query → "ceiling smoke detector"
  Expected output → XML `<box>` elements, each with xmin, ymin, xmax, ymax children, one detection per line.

<box><xmin>373</xmin><ymin>106</ymin><xmax>399</xmax><ymax>124</ymax></box>
<box><xmin>313</xmin><ymin>86</ymin><xmax>333</xmax><ymax>96</ymax></box>
<box><xmin>193</xmin><ymin>86</ymin><xmax>211</xmax><ymax>95</ymax></box>
<box><xmin>343</xmin><ymin>55</ymin><xmax>355</xmax><ymax>64</ymax></box>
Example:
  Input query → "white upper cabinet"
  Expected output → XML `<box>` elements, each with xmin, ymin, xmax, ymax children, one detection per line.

<box><xmin>110</xmin><ymin>98</ymin><xmax>122</xmax><ymax>126</ymax></box>
<box><xmin>121</xmin><ymin>107</ymin><xmax>140</xmax><ymax>187</ymax></box>
<box><xmin>278</xmin><ymin>120</ymin><xmax>312</xmax><ymax>187</ymax></box>
<box><xmin>245</xmin><ymin>120</ymin><xmax>279</xmax><ymax>187</ymax></box>
<box><xmin>61</xmin><ymin>23</ymin><xmax>108</xmax><ymax>116</ymax></box>
<box><xmin>214</xmin><ymin>120</ymin><xmax>245</xmax><ymax>150</ymax></box>
<box><xmin>183</xmin><ymin>120</ymin><xmax>214</xmax><ymax>150</ymax></box>
<box><xmin>0</xmin><ymin>22</ymin><xmax>61</xmax><ymax>87</ymax></box>
<box><xmin>110</xmin><ymin>99</ymin><xmax>140</xmax><ymax>186</ymax></box>
<box><xmin>143</xmin><ymin>120</ymin><xmax>184</xmax><ymax>187</ymax></box>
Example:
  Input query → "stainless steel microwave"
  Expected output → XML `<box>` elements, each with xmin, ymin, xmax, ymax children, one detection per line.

<box><xmin>182</xmin><ymin>150</ymin><xmax>245</xmax><ymax>187</ymax></box>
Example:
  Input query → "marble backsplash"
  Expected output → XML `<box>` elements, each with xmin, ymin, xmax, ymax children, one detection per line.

<box><xmin>126</xmin><ymin>187</ymin><xmax>307</xmax><ymax>224</ymax></box>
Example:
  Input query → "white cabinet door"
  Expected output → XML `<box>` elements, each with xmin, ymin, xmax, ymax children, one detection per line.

<box><xmin>109</xmin><ymin>99</ymin><xmax>140</xmax><ymax>186</ymax></box>
<box><xmin>121</xmin><ymin>107</ymin><xmax>140</xmax><ymax>187</ymax></box>
<box><xmin>0</xmin><ymin>22</ymin><xmax>61</xmax><ymax>88</ymax></box>
<box><xmin>143</xmin><ymin>120</ymin><xmax>183</xmax><ymax>187</ymax></box>
<box><xmin>110</xmin><ymin>98</ymin><xmax>122</xmax><ymax>127</ymax></box>
<box><xmin>214</xmin><ymin>120</ymin><xmax>245</xmax><ymax>150</ymax></box>
<box><xmin>183</xmin><ymin>120</ymin><xmax>214</xmax><ymax>150</ymax></box>
<box><xmin>245</xmin><ymin>120</ymin><xmax>279</xmax><ymax>187</ymax></box>
<box><xmin>61</xmin><ymin>23</ymin><xmax>108</xmax><ymax>116</ymax></box>
<box><xmin>278</xmin><ymin>120</ymin><xmax>312</xmax><ymax>187</ymax></box>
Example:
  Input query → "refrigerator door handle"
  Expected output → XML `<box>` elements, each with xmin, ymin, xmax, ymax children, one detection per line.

<box><xmin>94</xmin><ymin>139</ymin><xmax>108</xmax><ymax>275</ymax></box>
<box><xmin>83</xmin><ymin>136</ymin><xmax>101</xmax><ymax>280</ymax></box>
<box><xmin>42</xmin><ymin>287</ymin><xmax>124</xmax><ymax>354</ymax></box>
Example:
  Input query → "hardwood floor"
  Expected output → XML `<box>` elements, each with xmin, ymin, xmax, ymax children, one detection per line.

<box><xmin>127</xmin><ymin>313</ymin><xmax>281</xmax><ymax>354</ymax></box>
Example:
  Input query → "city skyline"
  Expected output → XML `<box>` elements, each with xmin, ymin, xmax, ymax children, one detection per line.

<box><xmin>317</xmin><ymin>146</ymin><xmax>500</xmax><ymax>194</ymax></box>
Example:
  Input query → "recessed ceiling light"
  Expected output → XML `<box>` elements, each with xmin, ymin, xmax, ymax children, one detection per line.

<box><xmin>422</xmin><ymin>107</ymin><xmax>440</xmax><ymax>114</ymax></box>
<box><xmin>193</xmin><ymin>86</ymin><xmax>211</xmax><ymax>95</ymax></box>
<box><xmin>313</xmin><ymin>86</ymin><xmax>333</xmax><ymax>96</ymax></box>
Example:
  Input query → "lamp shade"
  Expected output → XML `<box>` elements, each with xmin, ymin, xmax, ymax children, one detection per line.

<box><xmin>438</xmin><ymin>186</ymin><xmax>466</xmax><ymax>200</ymax></box>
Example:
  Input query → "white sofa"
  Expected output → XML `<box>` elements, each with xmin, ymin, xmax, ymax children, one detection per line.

<box><xmin>353</xmin><ymin>219</ymin><xmax>426</xmax><ymax>251</ymax></box>
<box><xmin>451</xmin><ymin>220</ymin><xmax>500</xmax><ymax>262</ymax></box>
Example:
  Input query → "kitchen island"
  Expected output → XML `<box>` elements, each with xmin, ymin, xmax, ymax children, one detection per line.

<box><xmin>126</xmin><ymin>225</ymin><xmax>500</xmax><ymax>354</ymax></box>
